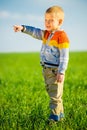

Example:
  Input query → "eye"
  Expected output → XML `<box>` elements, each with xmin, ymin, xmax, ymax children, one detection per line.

<box><xmin>45</xmin><ymin>19</ymin><xmax>47</xmax><ymax>22</ymax></box>
<box><xmin>45</xmin><ymin>19</ymin><xmax>54</xmax><ymax>23</ymax></box>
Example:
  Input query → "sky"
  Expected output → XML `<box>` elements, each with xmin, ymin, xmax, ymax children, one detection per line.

<box><xmin>0</xmin><ymin>0</ymin><xmax>87</xmax><ymax>52</ymax></box>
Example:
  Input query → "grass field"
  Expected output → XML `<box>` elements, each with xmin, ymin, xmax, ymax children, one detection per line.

<box><xmin>0</xmin><ymin>52</ymin><xmax>87</xmax><ymax>130</ymax></box>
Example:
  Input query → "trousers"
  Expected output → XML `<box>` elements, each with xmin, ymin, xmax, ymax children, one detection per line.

<box><xmin>42</xmin><ymin>67</ymin><xmax>65</xmax><ymax>116</ymax></box>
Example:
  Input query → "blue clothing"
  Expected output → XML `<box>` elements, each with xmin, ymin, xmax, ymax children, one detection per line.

<box><xmin>22</xmin><ymin>25</ymin><xmax>69</xmax><ymax>74</ymax></box>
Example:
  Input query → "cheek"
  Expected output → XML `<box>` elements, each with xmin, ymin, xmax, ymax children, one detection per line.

<box><xmin>54</xmin><ymin>21</ymin><xmax>59</xmax><ymax>27</ymax></box>
<box><xmin>44</xmin><ymin>22</ymin><xmax>47</xmax><ymax>27</ymax></box>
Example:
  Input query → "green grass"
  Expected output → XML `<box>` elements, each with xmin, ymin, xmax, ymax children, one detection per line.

<box><xmin>0</xmin><ymin>52</ymin><xmax>87</xmax><ymax>130</ymax></box>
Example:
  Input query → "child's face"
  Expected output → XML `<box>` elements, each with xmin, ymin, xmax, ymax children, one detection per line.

<box><xmin>45</xmin><ymin>13</ymin><xmax>60</xmax><ymax>32</ymax></box>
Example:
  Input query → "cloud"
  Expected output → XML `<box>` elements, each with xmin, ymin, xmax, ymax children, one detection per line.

<box><xmin>0</xmin><ymin>11</ymin><xmax>10</xmax><ymax>18</ymax></box>
<box><xmin>0</xmin><ymin>10</ymin><xmax>43</xmax><ymax>22</ymax></box>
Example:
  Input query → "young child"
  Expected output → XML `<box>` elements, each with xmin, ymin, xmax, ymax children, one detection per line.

<box><xmin>13</xmin><ymin>5</ymin><xmax>69</xmax><ymax>122</ymax></box>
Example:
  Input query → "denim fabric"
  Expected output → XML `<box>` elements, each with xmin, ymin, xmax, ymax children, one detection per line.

<box><xmin>22</xmin><ymin>25</ymin><xmax>69</xmax><ymax>74</ymax></box>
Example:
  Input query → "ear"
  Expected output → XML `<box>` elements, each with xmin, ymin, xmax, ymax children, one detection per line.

<box><xmin>59</xmin><ymin>19</ymin><xmax>63</xmax><ymax>25</ymax></box>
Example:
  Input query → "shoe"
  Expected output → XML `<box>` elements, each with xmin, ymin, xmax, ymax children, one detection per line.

<box><xmin>49</xmin><ymin>113</ymin><xmax>64</xmax><ymax>122</ymax></box>
<box><xmin>60</xmin><ymin>113</ymin><xmax>64</xmax><ymax>121</ymax></box>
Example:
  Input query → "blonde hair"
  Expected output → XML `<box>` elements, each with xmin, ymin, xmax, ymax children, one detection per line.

<box><xmin>45</xmin><ymin>6</ymin><xmax>64</xmax><ymax>21</ymax></box>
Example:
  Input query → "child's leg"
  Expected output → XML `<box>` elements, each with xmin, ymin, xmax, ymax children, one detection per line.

<box><xmin>43</xmin><ymin>67</ymin><xmax>65</xmax><ymax>121</ymax></box>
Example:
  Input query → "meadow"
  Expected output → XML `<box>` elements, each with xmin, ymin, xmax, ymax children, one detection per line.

<box><xmin>0</xmin><ymin>52</ymin><xmax>87</xmax><ymax>130</ymax></box>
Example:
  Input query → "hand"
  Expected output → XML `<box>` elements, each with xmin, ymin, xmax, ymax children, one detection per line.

<box><xmin>56</xmin><ymin>73</ymin><xmax>64</xmax><ymax>83</ymax></box>
<box><xmin>13</xmin><ymin>25</ymin><xmax>23</xmax><ymax>32</ymax></box>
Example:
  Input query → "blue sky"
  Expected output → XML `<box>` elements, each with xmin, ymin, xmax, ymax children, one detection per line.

<box><xmin>0</xmin><ymin>0</ymin><xmax>87</xmax><ymax>52</ymax></box>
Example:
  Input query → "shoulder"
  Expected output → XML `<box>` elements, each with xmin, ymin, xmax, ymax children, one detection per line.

<box><xmin>54</xmin><ymin>30</ymin><xmax>69</xmax><ymax>43</ymax></box>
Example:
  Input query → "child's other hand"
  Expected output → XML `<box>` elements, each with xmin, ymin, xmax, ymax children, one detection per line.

<box><xmin>56</xmin><ymin>73</ymin><xmax>64</xmax><ymax>83</ymax></box>
<box><xmin>13</xmin><ymin>25</ymin><xmax>23</xmax><ymax>32</ymax></box>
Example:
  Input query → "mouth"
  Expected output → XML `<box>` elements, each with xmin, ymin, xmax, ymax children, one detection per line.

<box><xmin>46</xmin><ymin>26</ymin><xmax>51</xmax><ymax>30</ymax></box>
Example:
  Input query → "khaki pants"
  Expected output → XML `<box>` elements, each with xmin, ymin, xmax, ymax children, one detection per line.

<box><xmin>43</xmin><ymin>67</ymin><xmax>64</xmax><ymax>117</ymax></box>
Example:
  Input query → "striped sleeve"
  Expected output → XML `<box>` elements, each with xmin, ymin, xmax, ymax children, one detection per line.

<box><xmin>21</xmin><ymin>25</ymin><xmax>44</xmax><ymax>40</ymax></box>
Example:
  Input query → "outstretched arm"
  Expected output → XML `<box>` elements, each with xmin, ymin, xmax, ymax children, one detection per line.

<box><xmin>13</xmin><ymin>25</ymin><xmax>44</xmax><ymax>40</ymax></box>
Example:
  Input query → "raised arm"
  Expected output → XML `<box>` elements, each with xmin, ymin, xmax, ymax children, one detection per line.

<box><xmin>13</xmin><ymin>25</ymin><xmax>44</xmax><ymax>40</ymax></box>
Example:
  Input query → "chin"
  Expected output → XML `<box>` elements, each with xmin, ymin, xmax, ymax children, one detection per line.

<box><xmin>46</xmin><ymin>28</ymin><xmax>51</xmax><ymax>31</ymax></box>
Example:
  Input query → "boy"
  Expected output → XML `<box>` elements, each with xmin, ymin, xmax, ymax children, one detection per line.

<box><xmin>13</xmin><ymin>5</ymin><xmax>69</xmax><ymax>122</ymax></box>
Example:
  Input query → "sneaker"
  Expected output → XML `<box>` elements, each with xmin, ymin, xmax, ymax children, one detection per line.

<box><xmin>49</xmin><ymin>114</ymin><xmax>60</xmax><ymax>121</ymax></box>
<box><xmin>60</xmin><ymin>113</ymin><xmax>64</xmax><ymax>121</ymax></box>
<box><xmin>49</xmin><ymin>113</ymin><xmax>64</xmax><ymax>122</ymax></box>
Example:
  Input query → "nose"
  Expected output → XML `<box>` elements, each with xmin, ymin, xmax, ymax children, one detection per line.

<box><xmin>45</xmin><ymin>20</ymin><xmax>50</xmax><ymax>25</ymax></box>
